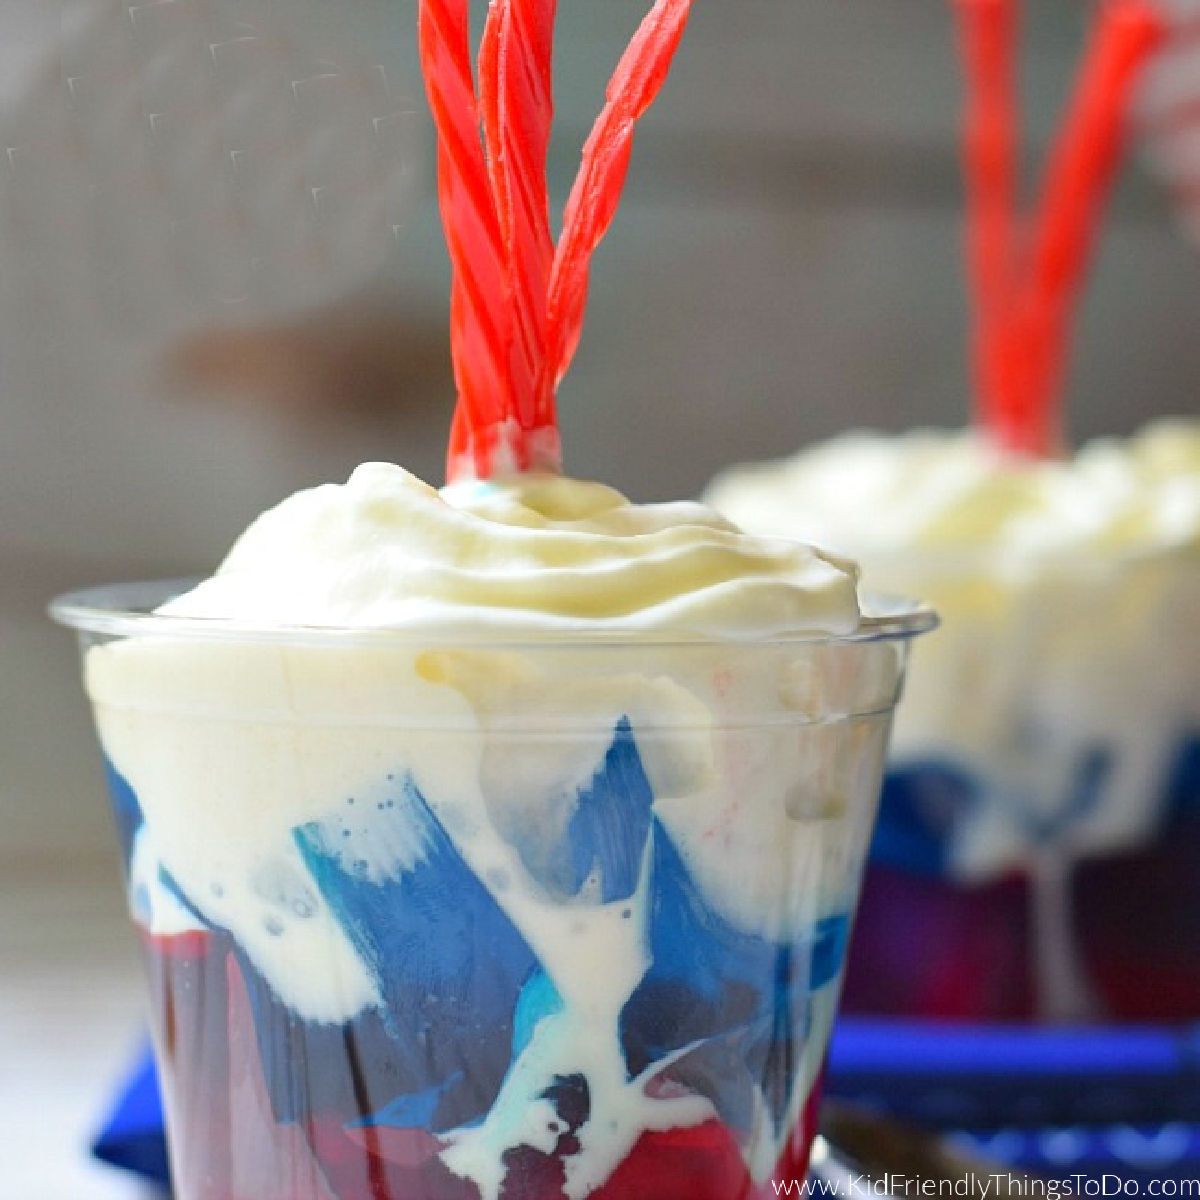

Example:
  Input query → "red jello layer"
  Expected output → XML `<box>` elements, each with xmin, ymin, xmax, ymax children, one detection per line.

<box><xmin>141</xmin><ymin>928</ymin><xmax>824</xmax><ymax>1200</ymax></box>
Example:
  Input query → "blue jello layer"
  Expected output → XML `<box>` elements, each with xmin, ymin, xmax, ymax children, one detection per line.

<box><xmin>871</xmin><ymin>732</ymin><xmax>1200</xmax><ymax>878</ymax></box>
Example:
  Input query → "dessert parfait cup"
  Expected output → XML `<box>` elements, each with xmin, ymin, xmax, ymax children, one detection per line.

<box><xmin>839</xmin><ymin>547</ymin><xmax>1200</xmax><ymax>1022</ymax></box>
<box><xmin>54</xmin><ymin>581</ymin><xmax>933</xmax><ymax>1200</ymax></box>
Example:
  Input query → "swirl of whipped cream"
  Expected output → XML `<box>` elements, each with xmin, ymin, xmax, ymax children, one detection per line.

<box><xmin>704</xmin><ymin>419</ymin><xmax>1200</xmax><ymax>561</ymax></box>
<box><xmin>161</xmin><ymin>462</ymin><xmax>863</xmax><ymax>636</ymax></box>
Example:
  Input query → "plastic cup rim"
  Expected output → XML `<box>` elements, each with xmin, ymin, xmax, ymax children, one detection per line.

<box><xmin>50</xmin><ymin>578</ymin><xmax>938</xmax><ymax>649</ymax></box>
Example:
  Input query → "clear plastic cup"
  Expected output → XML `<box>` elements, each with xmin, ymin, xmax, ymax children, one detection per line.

<box><xmin>838</xmin><ymin>548</ymin><xmax>1200</xmax><ymax>1022</ymax></box>
<box><xmin>53</xmin><ymin>581</ymin><xmax>933</xmax><ymax>1200</ymax></box>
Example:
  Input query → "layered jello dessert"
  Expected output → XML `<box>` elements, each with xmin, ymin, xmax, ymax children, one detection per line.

<box><xmin>704</xmin><ymin>0</ymin><xmax>1190</xmax><ymax>1022</ymax></box>
<box><xmin>706</xmin><ymin>424</ymin><xmax>1199</xmax><ymax>1020</ymax></box>
<box><xmin>53</xmin><ymin>2</ymin><xmax>934</xmax><ymax>1196</ymax></box>
<box><xmin>57</xmin><ymin>469</ymin><xmax>931</xmax><ymax>1200</ymax></box>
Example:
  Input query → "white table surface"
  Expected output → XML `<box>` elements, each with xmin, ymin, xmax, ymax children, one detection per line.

<box><xmin>0</xmin><ymin>856</ymin><xmax>164</xmax><ymax>1198</ymax></box>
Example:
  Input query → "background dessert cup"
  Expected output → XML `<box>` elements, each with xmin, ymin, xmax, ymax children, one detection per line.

<box><xmin>707</xmin><ymin>426</ymin><xmax>1200</xmax><ymax>1022</ymax></box>
<box><xmin>54</xmin><ymin>581</ymin><xmax>933</xmax><ymax>1200</ymax></box>
<box><xmin>839</xmin><ymin>545</ymin><xmax>1200</xmax><ymax>1021</ymax></box>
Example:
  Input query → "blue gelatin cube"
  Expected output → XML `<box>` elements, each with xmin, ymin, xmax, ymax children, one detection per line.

<box><xmin>229</xmin><ymin>773</ymin><xmax>543</xmax><ymax>1132</ymax></box>
<box><xmin>621</xmin><ymin>821</ymin><xmax>849</xmax><ymax>1133</ymax></box>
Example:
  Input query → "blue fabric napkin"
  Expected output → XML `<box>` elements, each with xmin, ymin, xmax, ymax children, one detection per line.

<box><xmin>827</xmin><ymin>1019</ymin><xmax>1200</xmax><ymax>1129</ymax></box>
<box><xmin>950</xmin><ymin>1124</ymin><xmax>1200</xmax><ymax>1187</ymax></box>
<box><xmin>827</xmin><ymin>1020</ymin><xmax>1200</xmax><ymax>1185</ymax></box>
<box><xmin>92</xmin><ymin>1049</ymin><xmax>170</xmax><ymax>1188</ymax></box>
<box><xmin>95</xmin><ymin>1019</ymin><xmax>1200</xmax><ymax>1190</ymax></box>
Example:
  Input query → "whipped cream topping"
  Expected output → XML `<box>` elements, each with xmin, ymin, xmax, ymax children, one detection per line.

<box><xmin>704</xmin><ymin>420</ymin><xmax>1200</xmax><ymax>563</ymax></box>
<box><xmin>161</xmin><ymin>462</ymin><xmax>863</xmax><ymax>637</ymax></box>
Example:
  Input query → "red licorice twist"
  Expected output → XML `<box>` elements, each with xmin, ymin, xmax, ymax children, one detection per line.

<box><xmin>954</xmin><ymin>0</ymin><xmax>1164</xmax><ymax>459</ymax></box>
<box><xmin>419</xmin><ymin>0</ymin><xmax>695</xmax><ymax>481</ymax></box>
